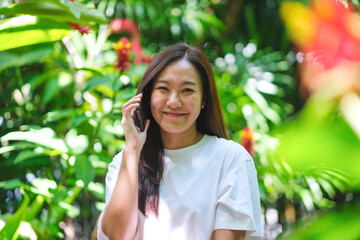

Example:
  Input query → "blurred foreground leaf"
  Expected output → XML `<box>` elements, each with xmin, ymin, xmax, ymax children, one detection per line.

<box><xmin>279</xmin><ymin>203</ymin><xmax>360</xmax><ymax>240</ymax></box>
<box><xmin>276</xmin><ymin>94</ymin><xmax>360</xmax><ymax>187</ymax></box>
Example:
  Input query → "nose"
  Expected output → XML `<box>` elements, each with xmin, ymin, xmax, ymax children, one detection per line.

<box><xmin>167</xmin><ymin>91</ymin><xmax>182</xmax><ymax>108</ymax></box>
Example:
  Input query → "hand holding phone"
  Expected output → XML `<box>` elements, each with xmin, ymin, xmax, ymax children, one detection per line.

<box><xmin>135</xmin><ymin>106</ymin><xmax>144</xmax><ymax>132</ymax></box>
<box><xmin>134</xmin><ymin>92</ymin><xmax>145</xmax><ymax>132</ymax></box>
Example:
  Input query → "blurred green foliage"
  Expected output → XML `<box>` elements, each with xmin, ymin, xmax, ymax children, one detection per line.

<box><xmin>0</xmin><ymin>0</ymin><xmax>359</xmax><ymax>239</ymax></box>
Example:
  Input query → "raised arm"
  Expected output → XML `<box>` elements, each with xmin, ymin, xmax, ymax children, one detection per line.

<box><xmin>101</xmin><ymin>93</ymin><xmax>149</xmax><ymax>240</ymax></box>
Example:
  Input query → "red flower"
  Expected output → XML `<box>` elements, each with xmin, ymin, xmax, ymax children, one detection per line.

<box><xmin>110</xmin><ymin>18</ymin><xmax>152</xmax><ymax>65</ymax></box>
<box><xmin>113</xmin><ymin>37</ymin><xmax>132</xmax><ymax>72</ymax></box>
<box><xmin>240</xmin><ymin>127</ymin><xmax>256</xmax><ymax>157</ymax></box>
<box><xmin>68</xmin><ymin>23</ymin><xmax>90</xmax><ymax>35</ymax></box>
<box><xmin>281</xmin><ymin>0</ymin><xmax>360</xmax><ymax>69</ymax></box>
<box><xmin>110</xmin><ymin>18</ymin><xmax>140</xmax><ymax>40</ymax></box>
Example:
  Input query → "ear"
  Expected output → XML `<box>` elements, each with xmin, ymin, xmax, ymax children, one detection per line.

<box><xmin>202</xmin><ymin>95</ymin><xmax>207</xmax><ymax>109</ymax></box>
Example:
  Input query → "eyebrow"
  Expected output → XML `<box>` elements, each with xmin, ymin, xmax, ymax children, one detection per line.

<box><xmin>155</xmin><ymin>80</ymin><xmax>197</xmax><ymax>86</ymax></box>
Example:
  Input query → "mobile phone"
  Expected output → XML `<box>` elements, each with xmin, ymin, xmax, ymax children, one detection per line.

<box><xmin>135</xmin><ymin>92</ymin><xmax>145</xmax><ymax>132</ymax></box>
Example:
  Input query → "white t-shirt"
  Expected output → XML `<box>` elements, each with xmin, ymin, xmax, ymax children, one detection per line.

<box><xmin>98</xmin><ymin>135</ymin><xmax>262</xmax><ymax>240</ymax></box>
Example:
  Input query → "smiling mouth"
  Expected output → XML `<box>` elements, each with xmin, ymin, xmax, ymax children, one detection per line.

<box><xmin>163</xmin><ymin>111</ymin><xmax>186</xmax><ymax>117</ymax></box>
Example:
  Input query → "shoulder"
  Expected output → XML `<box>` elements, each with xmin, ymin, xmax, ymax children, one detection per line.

<box><xmin>105</xmin><ymin>151</ymin><xmax>123</xmax><ymax>182</ymax></box>
<box><xmin>205</xmin><ymin>135</ymin><xmax>252</xmax><ymax>161</ymax></box>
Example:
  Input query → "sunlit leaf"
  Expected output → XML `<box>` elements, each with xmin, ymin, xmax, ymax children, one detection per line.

<box><xmin>0</xmin><ymin>29</ymin><xmax>69</xmax><ymax>51</ymax></box>
<box><xmin>44</xmin><ymin>109</ymin><xmax>77</xmax><ymax>123</ymax></box>
<box><xmin>95</xmin><ymin>202</ymin><xmax>105</xmax><ymax>212</ymax></box>
<box><xmin>30</xmin><ymin>178</ymin><xmax>57</xmax><ymax>197</ymax></box>
<box><xmin>65</xmin><ymin>129</ymin><xmax>89</xmax><ymax>155</ymax></box>
<box><xmin>0</xmin><ymin>15</ymin><xmax>38</xmax><ymax>31</ymax></box>
<box><xmin>0</xmin><ymin>1</ymin><xmax>107</xmax><ymax>24</ymax></box>
<box><xmin>58</xmin><ymin>202</ymin><xmax>79</xmax><ymax>218</ymax></box>
<box><xmin>244</xmin><ymin>84</ymin><xmax>281</xmax><ymax>124</ymax></box>
<box><xmin>1</xmin><ymin>128</ymin><xmax>69</xmax><ymax>153</ymax></box>
<box><xmin>88</xmin><ymin>182</ymin><xmax>105</xmax><ymax>200</ymax></box>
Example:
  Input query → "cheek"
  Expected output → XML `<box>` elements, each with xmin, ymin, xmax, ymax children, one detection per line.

<box><xmin>150</xmin><ymin>93</ymin><xmax>161</xmax><ymax>116</ymax></box>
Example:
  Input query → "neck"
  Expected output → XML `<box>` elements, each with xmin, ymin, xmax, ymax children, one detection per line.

<box><xmin>161</xmin><ymin>128</ymin><xmax>204</xmax><ymax>150</ymax></box>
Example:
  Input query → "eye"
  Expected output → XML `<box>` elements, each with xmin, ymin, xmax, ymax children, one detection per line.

<box><xmin>156</xmin><ymin>86</ymin><xmax>168</xmax><ymax>91</ymax></box>
<box><xmin>182</xmin><ymin>88</ymin><xmax>195</xmax><ymax>93</ymax></box>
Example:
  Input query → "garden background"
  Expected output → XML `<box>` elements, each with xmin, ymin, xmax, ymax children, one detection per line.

<box><xmin>0</xmin><ymin>0</ymin><xmax>359</xmax><ymax>239</ymax></box>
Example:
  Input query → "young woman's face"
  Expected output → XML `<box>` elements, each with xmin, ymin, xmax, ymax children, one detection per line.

<box><xmin>150</xmin><ymin>59</ymin><xmax>203</xmax><ymax>136</ymax></box>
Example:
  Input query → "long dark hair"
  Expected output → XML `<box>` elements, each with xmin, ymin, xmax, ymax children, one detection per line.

<box><xmin>136</xmin><ymin>43</ymin><xmax>228</xmax><ymax>216</ymax></box>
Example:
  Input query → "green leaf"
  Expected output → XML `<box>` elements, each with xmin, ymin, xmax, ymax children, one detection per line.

<box><xmin>0</xmin><ymin>179</ymin><xmax>26</xmax><ymax>190</ymax></box>
<box><xmin>0</xmin><ymin>29</ymin><xmax>68</xmax><ymax>51</ymax></box>
<box><xmin>1</xmin><ymin>128</ymin><xmax>69</xmax><ymax>153</ymax></box>
<box><xmin>244</xmin><ymin>84</ymin><xmax>281</xmax><ymax>124</ymax></box>
<box><xmin>58</xmin><ymin>202</ymin><xmax>79</xmax><ymax>218</ymax></box>
<box><xmin>24</xmin><ymin>195</ymin><xmax>45</xmax><ymax>221</ymax></box>
<box><xmin>45</xmin><ymin>0</ymin><xmax>81</xmax><ymax>19</ymax></box>
<box><xmin>71</xmin><ymin>114</ymin><xmax>91</xmax><ymax>128</ymax></box>
<box><xmin>75</xmin><ymin>67</ymin><xmax>104</xmax><ymax>77</ymax></box>
<box><xmin>279</xmin><ymin>203</ymin><xmax>360</xmax><ymax>239</ymax></box>
<box><xmin>74</xmin><ymin>155</ymin><xmax>94</xmax><ymax>188</ymax></box>
<box><xmin>0</xmin><ymin>143</ymin><xmax>38</xmax><ymax>155</ymax></box>
<box><xmin>43</xmin><ymin>76</ymin><xmax>59</xmax><ymax>104</ymax></box>
<box><xmin>14</xmin><ymin>150</ymin><xmax>46</xmax><ymax>164</ymax></box>
<box><xmin>0</xmin><ymin>16</ymin><xmax>70</xmax><ymax>34</ymax></box>
<box><xmin>0</xmin><ymin>146</ymin><xmax>17</xmax><ymax>154</ymax></box>
<box><xmin>0</xmin><ymin>15</ymin><xmax>38</xmax><ymax>31</ymax></box>
<box><xmin>65</xmin><ymin>129</ymin><xmax>89</xmax><ymax>155</ymax></box>
<box><xmin>0</xmin><ymin>45</ymin><xmax>53</xmax><ymax>71</ymax></box>
<box><xmin>30</xmin><ymin>178</ymin><xmax>57</xmax><ymax>197</ymax></box>
<box><xmin>83</xmin><ymin>75</ymin><xmax>112</xmax><ymax>92</ymax></box>
<box><xmin>0</xmin><ymin>189</ymin><xmax>29</xmax><ymax>240</ymax></box>
<box><xmin>44</xmin><ymin>109</ymin><xmax>77</xmax><ymax>123</ymax></box>
<box><xmin>63</xmin><ymin>185</ymin><xmax>83</xmax><ymax>204</ymax></box>
<box><xmin>88</xmin><ymin>182</ymin><xmax>105</xmax><ymax>200</ymax></box>
<box><xmin>276</xmin><ymin>96</ymin><xmax>360</xmax><ymax>186</ymax></box>
<box><xmin>0</xmin><ymin>1</ymin><xmax>107</xmax><ymax>24</ymax></box>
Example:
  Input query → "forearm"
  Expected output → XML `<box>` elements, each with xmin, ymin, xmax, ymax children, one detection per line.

<box><xmin>213</xmin><ymin>229</ymin><xmax>246</xmax><ymax>240</ymax></box>
<box><xmin>101</xmin><ymin>147</ymin><xmax>140</xmax><ymax>240</ymax></box>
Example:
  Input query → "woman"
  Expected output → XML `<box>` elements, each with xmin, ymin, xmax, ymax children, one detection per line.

<box><xmin>98</xmin><ymin>43</ymin><xmax>262</xmax><ymax>240</ymax></box>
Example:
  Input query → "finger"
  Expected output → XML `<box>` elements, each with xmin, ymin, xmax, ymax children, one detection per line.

<box><xmin>122</xmin><ymin>103</ymin><xmax>140</xmax><ymax>119</ymax></box>
<box><xmin>121</xmin><ymin>94</ymin><xmax>143</xmax><ymax>110</ymax></box>
<box><xmin>130</xmin><ymin>107</ymin><xmax>136</xmax><ymax>118</ymax></box>
<box><xmin>144</xmin><ymin>119</ymin><xmax>150</xmax><ymax>132</ymax></box>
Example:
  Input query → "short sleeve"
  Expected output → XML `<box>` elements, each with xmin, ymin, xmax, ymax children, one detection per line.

<box><xmin>97</xmin><ymin>152</ymin><xmax>146</xmax><ymax>240</ymax></box>
<box><xmin>97</xmin><ymin>152</ymin><xmax>123</xmax><ymax>240</ymax></box>
<box><xmin>214</xmin><ymin>153</ymin><xmax>262</xmax><ymax>240</ymax></box>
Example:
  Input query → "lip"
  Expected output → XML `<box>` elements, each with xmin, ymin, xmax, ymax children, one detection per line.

<box><xmin>163</xmin><ymin>111</ymin><xmax>187</xmax><ymax>117</ymax></box>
